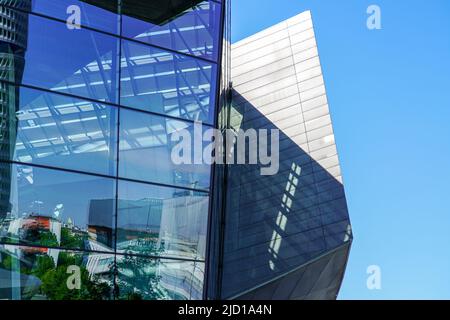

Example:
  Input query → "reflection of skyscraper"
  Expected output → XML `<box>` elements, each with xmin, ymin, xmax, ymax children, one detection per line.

<box><xmin>0</xmin><ymin>0</ymin><xmax>30</xmax><ymax>220</ymax></box>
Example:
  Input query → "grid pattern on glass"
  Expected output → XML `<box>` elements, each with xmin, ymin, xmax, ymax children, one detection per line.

<box><xmin>0</xmin><ymin>84</ymin><xmax>118</xmax><ymax>176</ymax></box>
<box><xmin>0</xmin><ymin>0</ymin><xmax>225</xmax><ymax>300</ymax></box>
<box><xmin>0</xmin><ymin>163</ymin><xmax>116</xmax><ymax>251</ymax></box>
<box><xmin>3</xmin><ymin>8</ymin><xmax>218</xmax><ymax>124</ymax></box>
<box><xmin>0</xmin><ymin>243</ymin><xmax>204</xmax><ymax>300</ymax></box>
<box><xmin>116</xmin><ymin>254</ymin><xmax>205</xmax><ymax>300</ymax></box>
<box><xmin>117</xmin><ymin>180</ymin><xmax>209</xmax><ymax>260</ymax></box>
<box><xmin>17</xmin><ymin>14</ymin><xmax>119</xmax><ymax>103</ymax></box>
<box><xmin>0</xmin><ymin>244</ymin><xmax>115</xmax><ymax>300</ymax></box>
<box><xmin>120</xmin><ymin>39</ymin><xmax>217</xmax><ymax>124</ymax></box>
<box><xmin>119</xmin><ymin>108</ymin><xmax>212</xmax><ymax>189</ymax></box>
<box><xmin>122</xmin><ymin>0</ymin><xmax>221</xmax><ymax>61</ymax></box>
<box><xmin>31</xmin><ymin>0</ymin><xmax>120</xmax><ymax>34</ymax></box>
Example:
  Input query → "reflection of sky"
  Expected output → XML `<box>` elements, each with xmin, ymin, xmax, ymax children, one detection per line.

<box><xmin>32</xmin><ymin>0</ymin><xmax>119</xmax><ymax>34</ymax></box>
<box><xmin>15</xmin><ymin>165</ymin><xmax>114</xmax><ymax>226</ymax></box>
<box><xmin>23</xmin><ymin>15</ymin><xmax>116</xmax><ymax>96</ymax></box>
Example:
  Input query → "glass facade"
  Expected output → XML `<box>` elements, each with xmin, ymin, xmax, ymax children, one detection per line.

<box><xmin>0</xmin><ymin>0</ymin><xmax>226</xmax><ymax>300</ymax></box>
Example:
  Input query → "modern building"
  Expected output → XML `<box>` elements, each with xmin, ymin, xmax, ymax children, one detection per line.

<box><xmin>0</xmin><ymin>0</ymin><xmax>351</xmax><ymax>300</ymax></box>
<box><xmin>219</xmin><ymin>10</ymin><xmax>352</xmax><ymax>299</ymax></box>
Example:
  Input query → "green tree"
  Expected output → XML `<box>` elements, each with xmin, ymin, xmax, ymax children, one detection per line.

<box><xmin>38</xmin><ymin>230</ymin><xmax>59</xmax><ymax>247</ymax></box>
<box><xmin>35</xmin><ymin>252</ymin><xmax>111</xmax><ymax>300</ymax></box>
<box><xmin>60</xmin><ymin>227</ymin><xmax>84</xmax><ymax>248</ymax></box>
<box><xmin>31</xmin><ymin>255</ymin><xmax>55</xmax><ymax>278</ymax></box>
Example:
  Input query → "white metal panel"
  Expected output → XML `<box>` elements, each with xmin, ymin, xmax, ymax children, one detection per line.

<box><xmin>231</xmin><ymin>10</ymin><xmax>345</xmax><ymax>181</ymax></box>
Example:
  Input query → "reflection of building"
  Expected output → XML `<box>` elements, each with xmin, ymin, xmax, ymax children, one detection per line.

<box><xmin>7</xmin><ymin>214</ymin><xmax>62</xmax><ymax>245</ymax></box>
<box><xmin>0</xmin><ymin>0</ymin><xmax>30</xmax><ymax>220</ymax></box>
<box><xmin>159</xmin><ymin>195</ymin><xmax>209</xmax><ymax>259</ymax></box>
<box><xmin>93</xmin><ymin>193</ymin><xmax>208</xmax><ymax>260</ymax></box>
<box><xmin>0</xmin><ymin>2</ymin><xmax>352</xmax><ymax>301</ymax></box>
<box><xmin>157</xmin><ymin>259</ymin><xmax>204</xmax><ymax>300</ymax></box>
<box><xmin>87</xmin><ymin>200</ymin><xmax>114</xmax><ymax>249</ymax></box>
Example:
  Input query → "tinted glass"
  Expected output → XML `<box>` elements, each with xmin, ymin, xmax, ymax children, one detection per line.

<box><xmin>120</xmin><ymin>40</ymin><xmax>217</xmax><ymax>124</ymax></box>
<box><xmin>0</xmin><ymin>164</ymin><xmax>116</xmax><ymax>251</ymax></box>
<box><xmin>31</xmin><ymin>0</ymin><xmax>120</xmax><ymax>34</ymax></box>
<box><xmin>117</xmin><ymin>180</ymin><xmax>209</xmax><ymax>260</ymax></box>
<box><xmin>116</xmin><ymin>255</ymin><xmax>204</xmax><ymax>300</ymax></box>
<box><xmin>122</xmin><ymin>0</ymin><xmax>221</xmax><ymax>61</ymax></box>
<box><xmin>0</xmin><ymin>84</ymin><xmax>117</xmax><ymax>175</ymax></box>
<box><xmin>118</xmin><ymin>108</ymin><xmax>212</xmax><ymax>189</ymax></box>
<box><xmin>0</xmin><ymin>244</ymin><xmax>114</xmax><ymax>300</ymax></box>
<box><xmin>7</xmin><ymin>12</ymin><xmax>120</xmax><ymax>103</ymax></box>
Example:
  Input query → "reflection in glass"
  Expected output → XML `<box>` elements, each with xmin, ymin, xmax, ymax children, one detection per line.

<box><xmin>116</xmin><ymin>255</ymin><xmax>204</xmax><ymax>300</ymax></box>
<box><xmin>119</xmin><ymin>108</ymin><xmax>212</xmax><ymax>189</ymax></box>
<box><xmin>117</xmin><ymin>180</ymin><xmax>208</xmax><ymax>260</ymax></box>
<box><xmin>0</xmin><ymin>244</ymin><xmax>113</xmax><ymax>300</ymax></box>
<box><xmin>120</xmin><ymin>40</ymin><xmax>216</xmax><ymax>124</ymax></box>
<box><xmin>0</xmin><ymin>164</ymin><xmax>116</xmax><ymax>251</ymax></box>
<box><xmin>18</xmin><ymin>12</ymin><xmax>119</xmax><ymax>103</ymax></box>
<box><xmin>122</xmin><ymin>0</ymin><xmax>221</xmax><ymax>61</ymax></box>
<box><xmin>0</xmin><ymin>1</ymin><xmax>30</xmax><ymax>224</ymax></box>
<box><xmin>0</xmin><ymin>0</ymin><xmax>220</xmax><ymax>301</ymax></box>
<box><xmin>31</xmin><ymin>0</ymin><xmax>120</xmax><ymax>34</ymax></box>
<box><xmin>0</xmin><ymin>84</ymin><xmax>118</xmax><ymax>175</ymax></box>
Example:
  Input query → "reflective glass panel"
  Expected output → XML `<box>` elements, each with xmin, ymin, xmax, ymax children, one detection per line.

<box><xmin>0</xmin><ymin>84</ymin><xmax>118</xmax><ymax>176</ymax></box>
<box><xmin>31</xmin><ymin>0</ymin><xmax>120</xmax><ymax>34</ymax></box>
<box><xmin>119</xmin><ymin>108</ymin><xmax>212</xmax><ymax>189</ymax></box>
<box><xmin>116</xmin><ymin>255</ymin><xmax>204</xmax><ymax>300</ymax></box>
<box><xmin>117</xmin><ymin>180</ymin><xmax>209</xmax><ymax>260</ymax></box>
<box><xmin>0</xmin><ymin>244</ymin><xmax>114</xmax><ymax>300</ymax></box>
<box><xmin>120</xmin><ymin>40</ymin><xmax>216</xmax><ymax>124</ymax></box>
<box><xmin>0</xmin><ymin>164</ymin><xmax>116</xmax><ymax>251</ymax></box>
<box><xmin>2</xmin><ymin>11</ymin><xmax>120</xmax><ymax>103</ymax></box>
<box><xmin>122</xmin><ymin>0</ymin><xmax>221</xmax><ymax>61</ymax></box>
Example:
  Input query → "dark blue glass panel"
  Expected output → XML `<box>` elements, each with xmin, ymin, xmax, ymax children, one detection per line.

<box><xmin>0</xmin><ymin>164</ymin><xmax>116</xmax><ymax>251</ymax></box>
<box><xmin>7</xmin><ymin>11</ymin><xmax>120</xmax><ymax>103</ymax></box>
<box><xmin>117</xmin><ymin>179</ymin><xmax>209</xmax><ymax>260</ymax></box>
<box><xmin>0</xmin><ymin>83</ymin><xmax>118</xmax><ymax>176</ymax></box>
<box><xmin>31</xmin><ymin>0</ymin><xmax>120</xmax><ymax>34</ymax></box>
<box><xmin>120</xmin><ymin>40</ymin><xmax>216</xmax><ymax>124</ymax></box>
<box><xmin>116</xmin><ymin>255</ymin><xmax>204</xmax><ymax>300</ymax></box>
<box><xmin>122</xmin><ymin>0</ymin><xmax>222</xmax><ymax>61</ymax></box>
<box><xmin>0</xmin><ymin>244</ymin><xmax>114</xmax><ymax>300</ymax></box>
<box><xmin>118</xmin><ymin>108</ymin><xmax>212</xmax><ymax>189</ymax></box>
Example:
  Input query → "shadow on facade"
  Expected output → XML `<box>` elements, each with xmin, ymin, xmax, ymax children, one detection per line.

<box><xmin>219</xmin><ymin>89</ymin><xmax>352</xmax><ymax>299</ymax></box>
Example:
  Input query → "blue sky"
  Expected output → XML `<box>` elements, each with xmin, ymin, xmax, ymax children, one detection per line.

<box><xmin>232</xmin><ymin>0</ymin><xmax>450</xmax><ymax>299</ymax></box>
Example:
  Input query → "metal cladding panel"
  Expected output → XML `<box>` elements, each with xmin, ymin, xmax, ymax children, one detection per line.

<box><xmin>234</xmin><ymin>242</ymin><xmax>351</xmax><ymax>300</ymax></box>
<box><xmin>222</xmin><ymin>10</ymin><xmax>352</xmax><ymax>299</ymax></box>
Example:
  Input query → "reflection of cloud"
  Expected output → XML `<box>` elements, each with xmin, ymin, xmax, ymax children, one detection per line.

<box><xmin>53</xmin><ymin>203</ymin><xmax>64</xmax><ymax>219</ymax></box>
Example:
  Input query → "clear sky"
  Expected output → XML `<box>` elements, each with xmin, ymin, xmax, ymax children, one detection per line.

<box><xmin>231</xmin><ymin>0</ymin><xmax>450</xmax><ymax>299</ymax></box>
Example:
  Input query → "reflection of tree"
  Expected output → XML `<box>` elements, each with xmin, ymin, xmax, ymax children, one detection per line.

<box><xmin>0</xmin><ymin>254</ymin><xmax>12</xmax><ymax>269</ymax></box>
<box><xmin>2</xmin><ymin>251</ymin><xmax>112</xmax><ymax>300</ymax></box>
<box><xmin>60</xmin><ymin>227</ymin><xmax>85</xmax><ymax>248</ymax></box>
<box><xmin>116</xmin><ymin>253</ymin><xmax>164</xmax><ymax>300</ymax></box>
<box><xmin>120</xmin><ymin>232</ymin><xmax>165</xmax><ymax>256</ymax></box>
<box><xmin>37</xmin><ymin>230</ymin><xmax>58</xmax><ymax>247</ymax></box>
<box><xmin>37</xmin><ymin>253</ymin><xmax>110</xmax><ymax>300</ymax></box>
